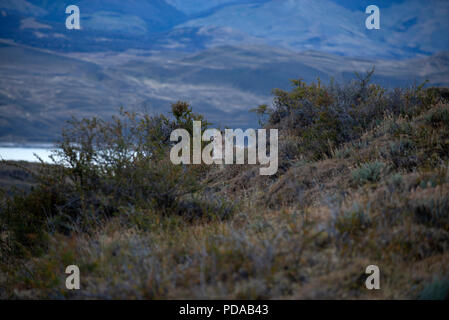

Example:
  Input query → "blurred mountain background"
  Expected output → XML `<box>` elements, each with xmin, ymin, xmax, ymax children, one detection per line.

<box><xmin>0</xmin><ymin>0</ymin><xmax>448</xmax><ymax>142</ymax></box>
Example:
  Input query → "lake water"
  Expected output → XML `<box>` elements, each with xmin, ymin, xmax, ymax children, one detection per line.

<box><xmin>1</xmin><ymin>140</ymin><xmax>249</xmax><ymax>163</ymax></box>
<box><xmin>0</xmin><ymin>146</ymin><xmax>56</xmax><ymax>163</ymax></box>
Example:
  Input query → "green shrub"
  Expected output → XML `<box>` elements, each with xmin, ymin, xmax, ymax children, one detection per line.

<box><xmin>0</xmin><ymin>103</ymin><xmax>211</xmax><ymax>255</ymax></box>
<box><xmin>384</xmin><ymin>117</ymin><xmax>413</xmax><ymax>137</ymax></box>
<box><xmin>351</xmin><ymin>162</ymin><xmax>386</xmax><ymax>186</ymax></box>
<box><xmin>333</xmin><ymin>146</ymin><xmax>352</xmax><ymax>159</ymax></box>
<box><xmin>419</xmin><ymin>277</ymin><xmax>449</xmax><ymax>300</ymax></box>
<box><xmin>386</xmin><ymin>173</ymin><xmax>404</xmax><ymax>192</ymax></box>
<box><xmin>51</xmin><ymin>108</ymin><xmax>205</xmax><ymax>216</ymax></box>
<box><xmin>264</xmin><ymin>70</ymin><xmax>431</xmax><ymax>161</ymax></box>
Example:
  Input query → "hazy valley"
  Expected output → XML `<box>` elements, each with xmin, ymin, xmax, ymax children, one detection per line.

<box><xmin>1</xmin><ymin>0</ymin><xmax>448</xmax><ymax>142</ymax></box>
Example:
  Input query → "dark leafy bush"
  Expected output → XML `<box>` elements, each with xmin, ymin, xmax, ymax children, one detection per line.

<box><xmin>0</xmin><ymin>103</ymin><xmax>212</xmax><ymax>254</ymax></box>
<box><xmin>277</xmin><ymin>134</ymin><xmax>302</xmax><ymax>172</ymax></box>
<box><xmin>410</xmin><ymin>197</ymin><xmax>449</xmax><ymax>231</ymax></box>
<box><xmin>264</xmin><ymin>70</ymin><xmax>434</xmax><ymax>161</ymax></box>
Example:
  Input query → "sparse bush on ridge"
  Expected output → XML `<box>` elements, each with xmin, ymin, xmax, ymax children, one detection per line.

<box><xmin>260</xmin><ymin>69</ymin><xmax>439</xmax><ymax>163</ymax></box>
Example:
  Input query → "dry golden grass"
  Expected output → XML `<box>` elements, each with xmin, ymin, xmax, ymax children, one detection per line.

<box><xmin>1</xmin><ymin>90</ymin><xmax>449</xmax><ymax>300</ymax></box>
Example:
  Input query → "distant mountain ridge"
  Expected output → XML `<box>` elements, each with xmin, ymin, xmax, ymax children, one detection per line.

<box><xmin>0</xmin><ymin>0</ymin><xmax>448</xmax><ymax>58</ymax></box>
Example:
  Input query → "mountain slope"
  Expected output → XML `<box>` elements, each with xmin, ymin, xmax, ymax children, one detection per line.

<box><xmin>1</xmin><ymin>40</ymin><xmax>448</xmax><ymax>142</ymax></box>
<box><xmin>1</xmin><ymin>0</ymin><xmax>448</xmax><ymax>57</ymax></box>
<box><xmin>178</xmin><ymin>0</ymin><xmax>449</xmax><ymax>58</ymax></box>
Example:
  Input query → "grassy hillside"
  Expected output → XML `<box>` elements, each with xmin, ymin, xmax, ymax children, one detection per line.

<box><xmin>1</xmin><ymin>77</ymin><xmax>449</xmax><ymax>299</ymax></box>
